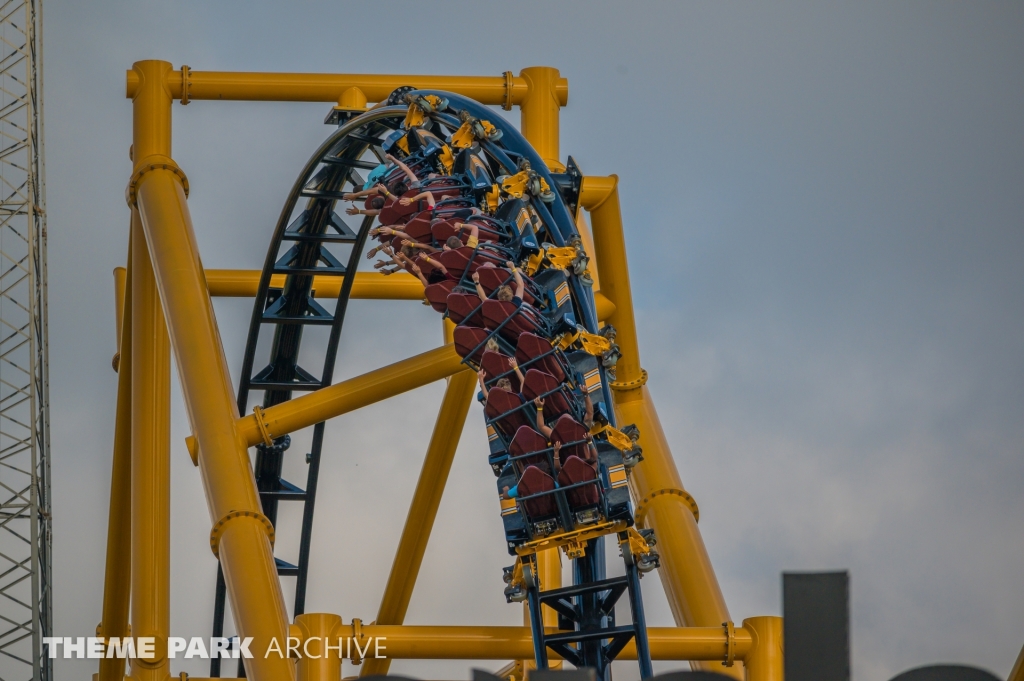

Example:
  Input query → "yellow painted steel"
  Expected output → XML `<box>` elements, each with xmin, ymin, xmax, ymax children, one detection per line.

<box><xmin>126</xmin><ymin>68</ymin><xmax>567</xmax><ymax>108</ymax></box>
<box><xmin>330</xmin><ymin>623</ymin><xmax>753</xmax><ymax>662</ymax></box>
<box><xmin>98</xmin><ymin>251</ymin><xmax>132</xmax><ymax>681</ymax></box>
<box><xmin>574</xmin><ymin>209</ymin><xmax>601</xmax><ymax>292</ymax></box>
<box><xmin>361</xmin><ymin>369</ymin><xmax>477</xmax><ymax>677</ymax></box>
<box><xmin>130</xmin><ymin>60</ymin><xmax>293</xmax><ymax>681</ymax></box>
<box><xmin>518</xmin><ymin>67</ymin><xmax>565</xmax><ymax>171</ymax></box>
<box><xmin>295</xmin><ymin>613</ymin><xmax>343</xmax><ymax>681</ymax></box>
<box><xmin>582</xmin><ymin>174</ymin><xmax>741</xmax><ymax>679</ymax></box>
<box><xmin>205</xmin><ymin>269</ymin><xmax>424</xmax><ymax>300</ymax></box>
<box><xmin>1009</xmin><ymin>641</ymin><xmax>1024</xmax><ymax>681</ymax></box>
<box><xmin>203</xmin><ymin>268</ymin><xmax>617</xmax><ymax>322</ymax></box>
<box><xmin>236</xmin><ymin>343</ymin><xmax>465</xmax><ymax>447</ymax></box>
<box><xmin>129</xmin><ymin>208</ymin><xmax>172</xmax><ymax>681</ymax></box>
<box><xmin>742</xmin><ymin>617</ymin><xmax>784</xmax><ymax>681</ymax></box>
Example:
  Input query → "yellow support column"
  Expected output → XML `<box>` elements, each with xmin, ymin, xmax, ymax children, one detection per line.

<box><xmin>295</xmin><ymin>614</ymin><xmax>343</xmax><ymax>681</ymax></box>
<box><xmin>582</xmin><ymin>175</ymin><xmax>741</xmax><ymax>679</ymax></box>
<box><xmin>130</xmin><ymin>59</ymin><xmax>293</xmax><ymax>681</ymax></box>
<box><xmin>519</xmin><ymin>66</ymin><xmax>567</xmax><ymax>171</ymax></box>
<box><xmin>129</xmin><ymin>208</ymin><xmax>172</xmax><ymax>681</ymax></box>
<box><xmin>98</xmin><ymin>251</ymin><xmax>133</xmax><ymax>681</ymax></box>
<box><xmin>742</xmin><ymin>617</ymin><xmax>783</xmax><ymax>681</ymax></box>
<box><xmin>360</xmin><ymin>369</ymin><xmax>477</xmax><ymax>677</ymax></box>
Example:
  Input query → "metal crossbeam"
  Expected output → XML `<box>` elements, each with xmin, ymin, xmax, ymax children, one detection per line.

<box><xmin>0</xmin><ymin>2</ymin><xmax>49</xmax><ymax>680</ymax></box>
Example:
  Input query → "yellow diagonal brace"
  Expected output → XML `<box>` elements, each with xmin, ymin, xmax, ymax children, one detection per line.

<box><xmin>204</xmin><ymin>269</ymin><xmax>424</xmax><ymax>300</ymax></box>
<box><xmin>236</xmin><ymin>344</ymin><xmax>467</xmax><ymax>447</ymax></box>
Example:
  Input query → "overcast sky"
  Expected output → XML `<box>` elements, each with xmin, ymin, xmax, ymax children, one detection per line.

<box><xmin>42</xmin><ymin>2</ymin><xmax>1023</xmax><ymax>680</ymax></box>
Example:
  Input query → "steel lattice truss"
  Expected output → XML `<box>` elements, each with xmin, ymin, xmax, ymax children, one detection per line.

<box><xmin>0</xmin><ymin>1</ymin><xmax>49</xmax><ymax>679</ymax></box>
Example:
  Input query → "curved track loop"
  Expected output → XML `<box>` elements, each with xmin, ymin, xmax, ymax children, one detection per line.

<box><xmin>211</xmin><ymin>94</ymin><xmax>655</xmax><ymax>680</ymax></box>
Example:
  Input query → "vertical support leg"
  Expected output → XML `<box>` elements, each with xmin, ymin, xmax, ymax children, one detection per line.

<box><xmin>295</xmin><ymin>613</ymin><xmax>343</xmax><ymax>681</ymax></box>
<box><xmin>526</xmin><ymin>586</ymin><xmax>549</xmax><ymax>671</ymax></box>
<box><xmin>128</xmin><ymin>208</ymin><xmax>171</xmax><ymax>681</ymax></box>
<box><xmin>743</xmin><ymin>617</ymin><xmax>783</xmax><ymax>681</ymax></box>
<box><xmin>98</xmin><ymin>250</ymin><xmax>133</xmax><ymax>681</ymax></box>
<box><xmin>624</xmin><ymin>561</ymin><xmax>654</xmax><ymax>680</ymax></box>
<box><xmin>360</xmin><ymin>369</ymin><xmax>476</xmax><ymax>677</ymax></box>
<box><xmin>519</xmin><ymin>66</ymin><xmax>564</xmax><ymax>171</ymax></box>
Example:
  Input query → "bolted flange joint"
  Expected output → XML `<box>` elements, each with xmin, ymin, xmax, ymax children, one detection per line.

<box><xmin>209</xmin><ymin>509</ymin><xmax>275</xmax><ymax>557</ymax></box>
<box><xmin>125</xmin><ymin>154</ymin><xmax>190</xmax><ymax>207</ymax></box>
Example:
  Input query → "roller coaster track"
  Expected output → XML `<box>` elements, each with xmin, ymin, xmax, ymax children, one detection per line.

<box><xmin>211</xmin><ymin>93</ymin><xmax>656</xmax><ymax>679</ymax></box>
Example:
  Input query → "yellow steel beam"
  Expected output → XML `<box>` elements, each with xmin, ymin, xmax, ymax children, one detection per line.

<box><xmin>126</xmin><ymin>68</ymin><xmax>568</xmax><ymax>108</ymax></box>
<box><xmin>130</xmin><ymin>60</ymin><xmax>293</xmax><ymax>681</ymax></box>
<box><xmin>236</xmin><ymin>344</ymin><xmax>466</xmax><ymax>448</ymax></box>
<box><xmin>581</xmin><ymin>174</ymin><xmax>741</xmax><ymax>679</ymax></box>
<box><xmin>205</xmin><ymin>269</ymin><xmax>424</xmax><ymax>300</ymax></box>
<box><xmin>129</xmin><ymin>207</ymin><xmax>172</xmax><ymax>681</ymax></box>
<box><xmin>203</xmin><ymin>268</ymin><xmax>617</xmax><ymax>321</ymax></box>
<box><xmin>314</xmin><ymin>623</ymin><xmax>754</xmax><ymax>662</ymax></box>
<box><xmin>360</xmin><ymin>369</ymin><xmax>477</xmax><ymax>677</ymax></box>
<box><xmin>98</xmin><ymin>249</ymin><xmax>132</xmax><ymax>681</ymax></box>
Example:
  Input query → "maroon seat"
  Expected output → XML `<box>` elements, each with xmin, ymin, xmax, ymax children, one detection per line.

<box><xmin>481</xmin><ymin>300</ymin><xmax>543</xmax><ymax>342</ymax></box>
<box><xmin>415</xmin><ymin>254</ymin><xmax>443</xmax><ymax>278</ymax></box>
<box><xmin>516</xmin><ymin>465</ymin><xmax>557</xmax><ymax>521</ymax></box>
<box><xmin>464</xmin><ymin>216</ymin><xmax>505</xmax><ymax>241</ymax></box>
<box><xmin>378</xmin><ymin>191</ymin><xmax>424</xmax><ymax>225</ymax></box>
<box><xmin>557</xmin><ymin>455</ymin><xmax>600</xmax><ymax>509</ymax></box>
<box><xmin>452</xmin><ymin>326</ymin><xmax>489</xmax><ymax>363</ymax></box>
<box><xmin>485</xmin><ymin>388</ymin><xmax>534</xmax><ymax>439</ymax></box>
<box><xmin>550</xmin><ymin>415</ymin><xmax>591</xmax><ymax>465</ymax></box>
<box><xmin>422</xmin><ymin>183</ymin><xmax>462</xmax><ymax>202</ymax></box>
<box><xmin>515</xmin><ymin>333</ymin><xmax>566</xmax><ymax>382</ymax></box>
<box><xmin>521</xmin><ymin>369</ymin><xmax>571</xmax><ymax>421</ymax></box>
<box><xmin>438</xmin><ymin>246</ymin><xmax>505</xmax><ymax>278</ymax></box>
<box><xmin>431</xmin><ymin>219</ymin><xmax>462</xmax><ymax>245</ymax></box>
<box><xmin>424</xmin><ymin>280</ymin><xmax>456</xmax><ymax>313</ymax></box>
<box><xmin>401</xmin><ymin>215</ymin><xmax>434</xmax><ymax>243</ymax></box>
<box><xmin>476</xmin><ymin>268</ymin><xmax>537</xmax><ymax>306</ymax></box>
<box><xmin>509</xmin><ymin>426</ymin><xmax>551</xmax><ymax>474</ymax></box>
<box><xmin>480</xmin><ymin>350</ymin><xmax>520</xmax><ymax>392</ymax></box>
<box><xmin>446</xmin><ymin>292</ymin><xmax>484</xmax><ymax>327</ymax></box>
